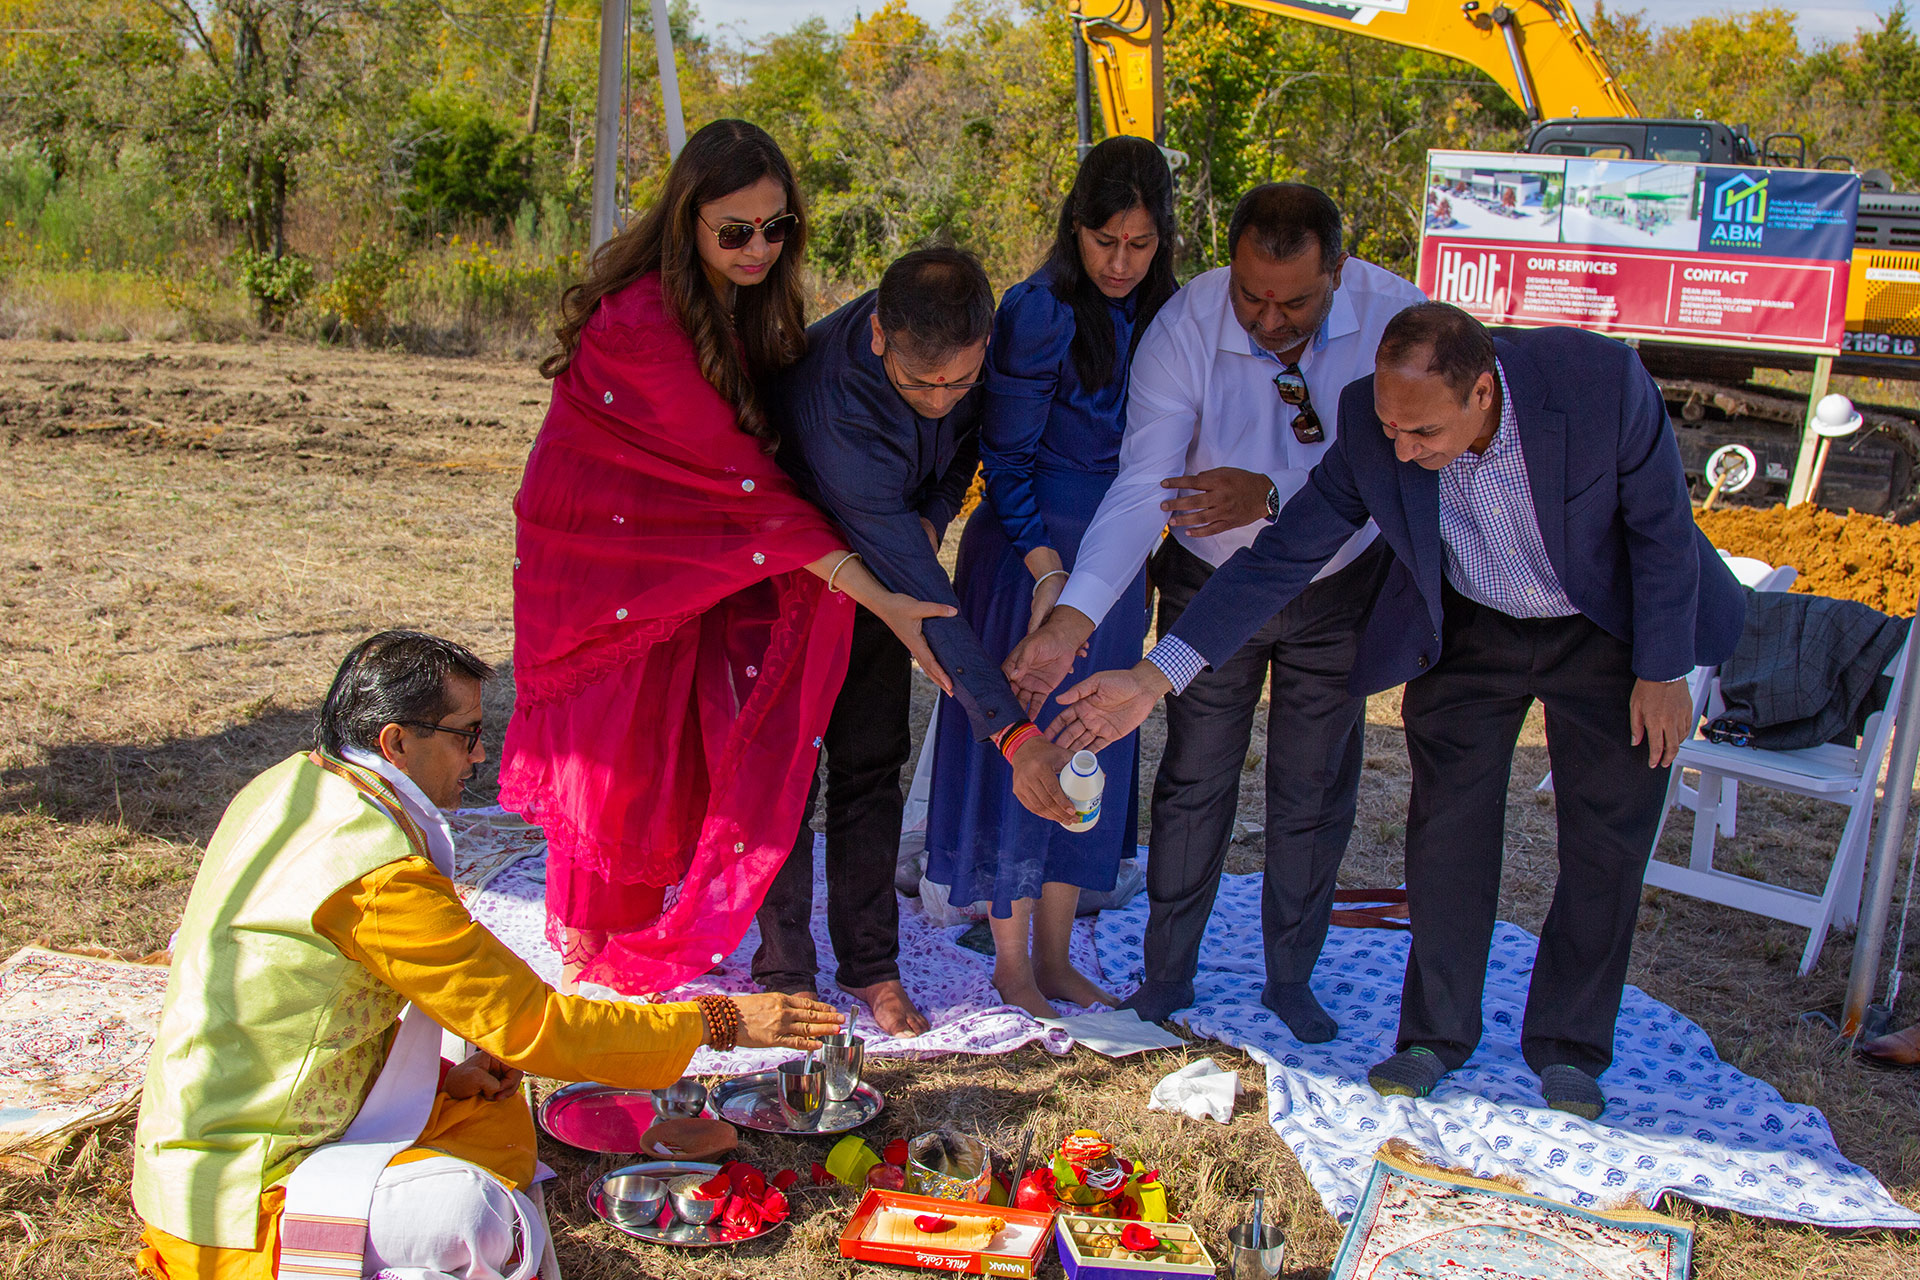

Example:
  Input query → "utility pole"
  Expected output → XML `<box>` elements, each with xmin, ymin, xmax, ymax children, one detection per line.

<box><xmin>527</xmin><ymin>0</ymin><xmax>558</xmax><ymax>135</ymax></box>
<box><xmin>650</xmin><ymin>0</ymin><xmax>685</xmax><ymax>158</ymax></box>
<box><xmin>590</xmin><ymin>0</ymin><xmax>626</xmax><ymax>251</ymax></box>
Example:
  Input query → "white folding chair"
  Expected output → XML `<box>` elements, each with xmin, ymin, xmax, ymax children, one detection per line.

<box><xmin>1536</xmin><ymin>561</ymin><xmax>1797</xmax><ymax>799</ymax></box>
<box><xmin>1644</xmin><ymin>614</ymin><xmax>1916</xmax><ymax>975</ymax></box>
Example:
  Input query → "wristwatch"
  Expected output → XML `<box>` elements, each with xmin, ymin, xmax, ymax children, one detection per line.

<box><xmin>1265</xmin><ymin>482</ymin><xmax>1280</xmax><ymax>522</ymax></box>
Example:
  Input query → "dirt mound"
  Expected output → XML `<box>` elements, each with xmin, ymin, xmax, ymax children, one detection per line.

<box><xmin>1695</xmin><ymin>504</ymin><xmax>1920</xmax><ymax>614</ymax></box>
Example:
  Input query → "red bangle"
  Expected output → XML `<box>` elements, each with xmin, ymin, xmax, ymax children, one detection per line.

<box><xmin>998</xmin><ymin>722</ymin><xmax>1040</xmax><ymax>762</ymax></box>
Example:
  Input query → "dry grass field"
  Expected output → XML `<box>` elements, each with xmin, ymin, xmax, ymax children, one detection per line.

<box><xmin>1</xmin><ymin>338</ymin><xmax>1916</xmax><ymax>1278</ymax></box>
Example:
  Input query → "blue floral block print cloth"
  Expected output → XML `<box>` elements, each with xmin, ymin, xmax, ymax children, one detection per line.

<box><xmin>1093</xmin><ymin>868</ymin><xmax>1920</xmax><ymax>1230</ymax></box>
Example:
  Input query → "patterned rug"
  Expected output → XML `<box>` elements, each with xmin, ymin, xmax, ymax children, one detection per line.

<box><xmin>0</xmin><ymin>946</ymin><xmax>170</xmax><ymax>1170</ymax></box>
<box><xmin>462</xmin><ymin>820</ymin><xmax>1086</xmax><ymax>1074</ymax></box>
<box><xmin>447</xmin><ymin>807</ymin><xmax>551</xmax><ymax>906</ymax></box>
<box><xmin>1093</xmin><ymin>870</ymin><xmax>1920</xmax><ymax>1230</ymax></box>
<box><xmin>1329</xmin><ymin>1147</ymin><xmax>1693</xmax><ymax>1280</ymax></box>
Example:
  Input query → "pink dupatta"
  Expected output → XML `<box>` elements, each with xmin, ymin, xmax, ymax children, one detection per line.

<box><xmin>499</xmin><ymin>272</ymin><xmax>852</xmax><ymax>994</ymax></box>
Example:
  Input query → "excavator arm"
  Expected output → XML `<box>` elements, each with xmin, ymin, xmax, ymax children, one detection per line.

<box><xmin>1070</xmin><ymin>0</ymin><xmax>1637</xmax><ymax>146</ymax></box>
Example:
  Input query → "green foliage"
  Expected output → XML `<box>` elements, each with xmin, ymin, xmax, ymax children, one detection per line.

<box><xmin>315</xmin><ymin>243</ymin><xmax>408</xmax><ymax>337</ymax></box>
<box><xmin>398</xmin><ymin>94</ymin><xmax>535</xmax><ymax>235</ymax></box>
<box><xmin>11</xmin><ymin>0</ymin><xmax>1920</xmax><ymax>344</ymax></box>
<box><xmin>232</xmin><ymin>247</ymin><xmax>314</xmax><ymax>323</ymax></box>
<box><xmin>0</xmin><ymin>142</ymin><xmax>192</xmax><ymax>270</ymax></box>
<box><xmin>1163</xmin><ymin>0</ymin><xmax>1527</xmax><ymax>275</ymax></box>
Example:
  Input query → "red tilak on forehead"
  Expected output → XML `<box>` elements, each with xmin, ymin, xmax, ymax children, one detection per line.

<box><xmin>1264</xmin><ymin>290</ymin><xmax>1275</xmax><ymax>298</ymax></box>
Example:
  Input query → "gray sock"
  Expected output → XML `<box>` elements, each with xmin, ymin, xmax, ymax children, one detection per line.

<box><xmin>1539</xmin><ymin>1064</ymin><xmax>1606</xmax><ymax>1120</ymax></box>
<box><xmin>1368</xmin><ymin>1047</ymin><xmax>1449</xmax><ymax>1098</ymax></box>
<box><xmin>1119</xmin><ymin>979</ymin><xmax>1195</xmax><ymax>1023</ymax></box>
<box><xmin>1261</xmin><ymin>982</ymin><xmax>1337</xmax><ymax>1043</ymax></box>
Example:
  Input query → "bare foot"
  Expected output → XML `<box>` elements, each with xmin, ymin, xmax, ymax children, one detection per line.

<box><xmin>840</xmin><ymin>978</ymin><xmax>931</xmax><ymax>1038</ymax></box>
<box><xmin>992</xmin><ymin>975</ymin><xmax>1059</xmax><ymax>1019</ymax></box>
<box><xmin>1035</xmin><ymin>962</ymin><xmax>1116</xmax><ymax>1009</ymax></box>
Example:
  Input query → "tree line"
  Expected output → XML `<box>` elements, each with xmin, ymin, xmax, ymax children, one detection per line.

<box><xmin>2</xmin><ymin>0</ymin><xmax>1918</xmax><ymax>342</ymax></box>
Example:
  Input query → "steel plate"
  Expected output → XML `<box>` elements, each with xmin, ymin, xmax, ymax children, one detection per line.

<box><xmin>537</xmin><ymin>1081</ymin><xmax>665</xmax><ymax>1154</ymax></box>
<box><xmin>707</xmin><ymin>1069</ymin><xmax>885</xmax><ymax>1136</ymax></box>
<box><xmin>589</xmin><ymin>1160</ymin><xmax>788</xmax><ymax>1248</ymax></box>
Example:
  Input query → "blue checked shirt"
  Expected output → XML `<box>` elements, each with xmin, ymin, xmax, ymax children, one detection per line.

<box><xmin>1145</xmin><ymin>359</ymin><xmax>1577</xmax><ymax>695</ymax></box>
<box><xmin>1436</xmin><ymin>360</ymin><xmax>1578</xmax><ymax>620</ymax></box>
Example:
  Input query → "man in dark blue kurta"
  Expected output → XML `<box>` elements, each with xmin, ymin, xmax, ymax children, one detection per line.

<box><xmin>762</xmin><ymin>248</ymin><xmax>1075</xmax><ymax>1036</ymax></box>
<box><xmin>1046</xmin><ymin>303</ymin><xmax>1745</xmax><ymax>1118</ymax></box>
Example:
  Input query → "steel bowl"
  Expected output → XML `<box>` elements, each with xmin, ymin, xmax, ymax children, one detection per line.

<box><xmin>651</xmin><ymin>1079</ymin><xmax>709</xmax><ymax>1119</ymax></box>
<box><xmin>601</xmin><ymin>1173</ymin><xmax>668</xmax><ymax>1228</ymax></box>
<box><xmin>668</xmin><ymin>1173</ymin><xmax>725</xmax><ymax>1225</ymax></box>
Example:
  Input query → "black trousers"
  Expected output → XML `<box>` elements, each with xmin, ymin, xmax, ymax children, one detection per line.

<box><xmin>752</xmin><ymin>605</ymin><xmax>911</xmax><ymax>993</ymax></box>
<box><xmin>1145</xmin><ymin>536</ymin><xmax>1391</xmax><ymax>991</ymax></box>
<box><xmin>1399</xmin><ymin>586</ymin><xmax>1672</xmax><ymax>1077</ymax></box>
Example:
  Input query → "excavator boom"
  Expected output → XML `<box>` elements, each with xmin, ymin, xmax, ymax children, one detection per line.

<box><xmin>1071</xmin><ymin>0</ymin><xmax>1637</xmax><ymax>145</ymax></box>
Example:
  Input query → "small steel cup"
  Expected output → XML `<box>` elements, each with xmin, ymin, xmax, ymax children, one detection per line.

<box><xmin>602</xmin><ymin>1173</ymin><xmax>667</xmax><ymax>1228</ymax></box>
<box><xmin>1226</xmin><ymin>1221</ymin><xmax>1285</xmax><ymax>1280</ymax></box>
<box><xmin>776</xmin><ymin>1057</ymin><xmax>826</xmax><ymax>1130</ymax></box>
<box><xmin>667</xmin><ymin>1173</ymin><xmax>724</xmax><ymax>1225</ymax></box>
<box><xmin>820</xmin><ymin>1031</ymin><xmax>866</xmax><ymax>1103</ymax></box>
<box><xmin>651</xmin><ymin>1078</ymin><xmax>708</xmax><ymax>1119</ymax></box>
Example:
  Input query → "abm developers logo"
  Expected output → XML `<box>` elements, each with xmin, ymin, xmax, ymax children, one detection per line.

<box><xmin>1707</xmin><ymin>173</ymin><xmax>1768</xmax><ymax>249</ymax></box>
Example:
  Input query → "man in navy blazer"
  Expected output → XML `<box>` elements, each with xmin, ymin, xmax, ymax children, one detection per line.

<box><xmin>1050</xmin><ymin>303</ymin><xmax>1744</xmax><ymax>1118</ymax></box>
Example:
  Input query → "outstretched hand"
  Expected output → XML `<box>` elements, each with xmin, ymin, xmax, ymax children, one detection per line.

<box><xmin>1003</xmin><ymin>608</ymin><xmax>1095</xmax><ymax>718</ymax></box>
<box><xmin>873</xmin><ymin>592</ymin><xmax>959</xmax><ymax>694</ymax></box>
<box><xmin>732</xmin><ymin>992</ymin><xmax>846</xmax><ymax>1051</ymax></box>
<box><xmin>1047</xmin><ymin>663</ymin><xmax>1171</xmax><ymax>752</ymax></box>
<box><xmin>1008</xmin><ymin>734</ymin><xmax>1077</xmax><ymax>825</ymax></box>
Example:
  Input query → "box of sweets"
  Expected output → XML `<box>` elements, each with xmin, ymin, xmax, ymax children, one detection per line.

<box><xmin>1054</xmin><ymin>1214</ymin><xmax>1218</xmax><ymax>1280</ymax></box>
<box><xmin>839</xmin><ymin>1189</ymin><xmax>1056</xmax><ymax>1278</ymax></box>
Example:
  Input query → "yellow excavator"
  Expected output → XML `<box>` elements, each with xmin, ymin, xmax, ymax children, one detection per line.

<box><xmin>1066</xmin><ymin>0</ymin><xmax>1920</xmax><ymax>518</ymax></box>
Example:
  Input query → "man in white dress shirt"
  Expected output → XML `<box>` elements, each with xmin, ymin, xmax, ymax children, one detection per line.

<box><xmin>1006</xmin><ymin>184</ymin><xmax>1424</xmax><ymax>1037</ymax></box>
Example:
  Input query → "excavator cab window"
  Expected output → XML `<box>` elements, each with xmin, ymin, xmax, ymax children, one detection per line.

<box><xmin>1645</xmin><ymin>125</ymin><xmax>1713</xmax><ymax>162</ymax></box>
<box><xmin>1538</xmin><ymin>142</ymin><xmax>1630</xmax><ymax>159</ymax></box>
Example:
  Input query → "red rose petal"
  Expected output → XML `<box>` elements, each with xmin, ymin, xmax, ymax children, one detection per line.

<box><xmin>1120</xmin><ymin>1223</ymin><xmax>1159</xmax><ymax>1251</ymax></box>
<box><xmin>772</xmin><ymin>1169</ymin><xmax>799</xmax><ymax>1192</ymax></box>
<box><xmin>696</xmin><ymin>1171</ymin><xmax>731</xmax><ymax>1199</ymax></box>
<box><xmin>810</xmin><ymin>1161</ymin><xmax>836</xmax><ymax>1187</ymax></box>
<box><xmin>914</xmin><ymin>1214</ymin><xmax>955</xmax><ymax>1233</ymax></box>
<box><xmin>884</xmin><ymin>1138</ymin><xmax>910</xmax><ymax>1166</ymax></box>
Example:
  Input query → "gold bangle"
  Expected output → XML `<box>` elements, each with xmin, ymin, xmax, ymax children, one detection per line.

<box><xmin>826</xmin><ymin>551</ymin><xmax>860</xmax><ymax>595</ymax></box>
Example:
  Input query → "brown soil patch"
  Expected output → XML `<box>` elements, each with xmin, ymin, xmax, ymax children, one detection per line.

<box><xmin>0</xmin><ymin>339</ymin><xmax>1916</xmax><ymax>1279</ymax></box>
<box><xmin>1697</xmin><ymin>505</ymin><xmax>1920</xmax><ymax>614</ymax></box>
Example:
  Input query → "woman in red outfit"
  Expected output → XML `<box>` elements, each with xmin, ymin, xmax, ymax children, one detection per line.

<box><xmin>501</xmin><ymin>120</ymin><xmax>954</xmax><ymax>993</ymax></box>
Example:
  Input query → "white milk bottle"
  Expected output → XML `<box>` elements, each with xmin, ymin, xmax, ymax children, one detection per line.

<box><xmin>1059</xmin><ymin>750</ymin><xmax>1105</xmax><ymax>832</ymax></box>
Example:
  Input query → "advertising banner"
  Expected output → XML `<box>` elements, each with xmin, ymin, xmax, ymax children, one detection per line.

<box><xmin>1416</xmin><ymin>150</ymin><xmax>1861</xmax><ymax>354</ymax></box>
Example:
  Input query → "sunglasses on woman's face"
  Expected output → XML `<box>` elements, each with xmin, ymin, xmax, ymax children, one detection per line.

<box><xmin>1273</xmin><ymin>364</ymin><xmax>1325</xmax><ymax>444</ymax></box>
<box><xmin>701</xmin><ymin>212</ymin><xmax>799</xmax><ymax>251</ymax></box>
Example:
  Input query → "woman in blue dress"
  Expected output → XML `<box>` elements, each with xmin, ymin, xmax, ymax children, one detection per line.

<box><xmin>925</xmin><ymin>137</ymin><xmax>1178</xmax><ymax>1016</ymax></box>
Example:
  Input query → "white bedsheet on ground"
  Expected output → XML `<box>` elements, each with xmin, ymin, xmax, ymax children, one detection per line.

<box><xmin>1091</xmin><ymin>869</ymin><xmax>1920</xmax><ymax>1230</ymax></box>
<box><xmin>462</xmin><ymin>823</ymin><xmax>1080</xmax><ymax>1074</ymax></box>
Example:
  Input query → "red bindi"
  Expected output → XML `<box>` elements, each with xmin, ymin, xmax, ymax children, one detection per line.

<box><xmin>1264</xmin><ymin>290</ymin><xmax>1276</xmax><ymax>298</ymax></box>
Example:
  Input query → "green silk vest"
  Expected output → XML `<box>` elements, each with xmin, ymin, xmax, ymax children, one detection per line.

<box><xmin>131</xmin><ymin>751</ymin><xmax>427</xmax><ymax>1249</ymax></box>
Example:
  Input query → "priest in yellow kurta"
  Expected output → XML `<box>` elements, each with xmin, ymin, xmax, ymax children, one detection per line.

<box><xmin>131</xmin><ymin>630</ymin><xmax>843</xmax><ymax>1280</ymax></box>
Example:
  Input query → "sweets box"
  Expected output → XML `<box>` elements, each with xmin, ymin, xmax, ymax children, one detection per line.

<box><xmin>1054</xmin><ymin>1214</ymin><xmax>1218</xmax><ymax>1280</ymax></box>
<box><xmin>839</xmin><ymin>1188</ymin><xmax>1055</xmax><ymax>1278</ymax></box>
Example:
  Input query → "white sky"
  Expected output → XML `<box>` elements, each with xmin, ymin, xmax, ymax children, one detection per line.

<box><xmin>692</xmin><ymin>0</ymin><xmax>1901</xmax><ymax>46</ymax></box>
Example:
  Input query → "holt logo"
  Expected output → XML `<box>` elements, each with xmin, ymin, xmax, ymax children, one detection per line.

<box><xmin>1435</xmin><ymin>248</ymin><xmax>1502</xmax><ymax>308</ymax></box>
<box><xmin>1708</xmin><ymin>173</ymin><xmax>1767</xmax><ymax>248</ymax></box>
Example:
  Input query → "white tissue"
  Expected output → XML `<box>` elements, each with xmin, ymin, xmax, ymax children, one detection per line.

<box><xmin>1147</xmin><ymin>1057</ymin><xmax>1241</xmax><ymax>1124</ymax></box>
